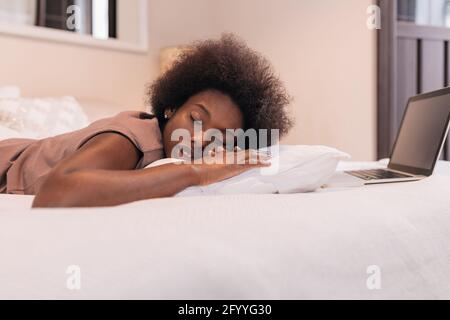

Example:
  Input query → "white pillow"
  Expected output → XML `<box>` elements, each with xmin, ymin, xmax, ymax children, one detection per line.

<box><xmin>0</xmin><ymin>126</ymin><xmax>23</xmax><ymax>141</ymax></box>
<box><xmin>0</xmin><ymin>96</ymin><xmax>89</xmax><ymax>139</ymax></box>
<box><xmin>146</xmin><ymin>145</ymin><xmax>350</xmax><ymax>196</ymax></box>
<box><xmin>0</xmin><ymin>86</ymin><xmax>20</xmax><ymax>99</ymax></box>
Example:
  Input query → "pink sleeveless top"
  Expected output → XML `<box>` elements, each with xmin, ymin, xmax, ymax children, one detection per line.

<box><xmin>0</xmin><ymin>111</ymin><xmax>164</xmax><ymax>195</ymax></box>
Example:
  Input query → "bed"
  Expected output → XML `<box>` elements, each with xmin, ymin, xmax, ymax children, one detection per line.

<box><xmin>1</xmin><ymin>160</ymin><xmax>449</xmax><ymax>300</ymax></box>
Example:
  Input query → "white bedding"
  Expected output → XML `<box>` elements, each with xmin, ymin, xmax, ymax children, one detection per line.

<box><xmin>1</xmin><ymin>161</ymin><xmax>450</xmax><ymax>300</ymax></box>
<box><xmin>150</xmin><ymin>145</ymin><xmax>350</xmax><ymax>196</ymax></box>
<box><xmin>0</xmin><ymin>96</ymin><xmax>89</xmax><ymax>139</ymax></box>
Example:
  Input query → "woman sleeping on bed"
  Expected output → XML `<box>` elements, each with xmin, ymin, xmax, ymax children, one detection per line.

<box><xmin>0</xmin><ymin>34</ymin><xmax>292</xmax><ymax>208</ymax></box>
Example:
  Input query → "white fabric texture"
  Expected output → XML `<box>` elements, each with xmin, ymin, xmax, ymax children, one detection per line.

<box><xmin>146</xmin><ymin>145</ymin><xmax>350</xmax><ymax>196</ymax></box>
<box><xmin>0</xmin><ymin>126</ymin><xmax>22</xmax><ymax>140</ymax></box>
<box><xmin>0</xmin><ymin>86</ymin><xmax>20</xmax><ymax>99</ymax></box>
<box><xmin>0</xmin><ymin>161</ymin><xmax>449</xmax><ymax>299</ymax></box>
<box><xmin>0</xmin><ymin>96</ymin><xmax>89</xmax><ymax>140</ymax></box>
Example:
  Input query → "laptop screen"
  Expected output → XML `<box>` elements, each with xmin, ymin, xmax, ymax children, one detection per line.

<box><xmin>389</xmin><ymin>90</ymin><xmax>450</xmax><ymax>176</ymax></box>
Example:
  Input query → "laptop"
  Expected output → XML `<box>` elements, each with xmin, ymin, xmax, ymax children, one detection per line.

<box><xmin>336</xmin><ymin>87</ymin><xmax>450</xmax><ymax>186</ymax></box>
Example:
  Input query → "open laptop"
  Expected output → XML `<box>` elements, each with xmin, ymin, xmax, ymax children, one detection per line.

<box><xmin>340</xmin><ymin>87</ymin><xmax>450</xmax><ymax>185</ymax></box>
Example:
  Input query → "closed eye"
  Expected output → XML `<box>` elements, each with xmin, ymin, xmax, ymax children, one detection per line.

<box><xmin>190</xmin><ymin>110</ymin><xmax>202</xmax><ymax>122</ymax></box>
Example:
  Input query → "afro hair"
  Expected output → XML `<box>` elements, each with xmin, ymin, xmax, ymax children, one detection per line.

<box><xmin>148</xmin><ymin>34</ymin><xmax>293</xmax><ymax>141</ymax></box>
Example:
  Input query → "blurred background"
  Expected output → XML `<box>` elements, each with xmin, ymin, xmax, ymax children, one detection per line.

<box><xmin>379</xmin><ymin>0</ymin><xmax>450</xmax><ymax>160</ymax></box>
<box><xmin>0</xmin><ymin>0</ymin><xmax>447</xmax><ymax>161</ymax></box>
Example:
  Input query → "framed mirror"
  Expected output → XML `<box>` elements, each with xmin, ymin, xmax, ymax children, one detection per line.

<box><xmin>0</xmin><ymin>0</ymin><xmax>148</xmax><ymax>53</ymax></box>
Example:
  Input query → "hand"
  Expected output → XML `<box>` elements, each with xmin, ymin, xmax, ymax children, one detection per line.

<box><xmin>190</xmin><ymin>148</ymin><xmax>272</xmax><ymax>186</ymax></box>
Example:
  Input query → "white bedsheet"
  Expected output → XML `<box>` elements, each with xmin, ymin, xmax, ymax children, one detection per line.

<box><xmin>0</xmin><ymin>161</ymin><xmax>450</xmax><ymax>299</ymax></box>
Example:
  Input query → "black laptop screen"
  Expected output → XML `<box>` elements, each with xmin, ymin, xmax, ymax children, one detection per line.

<box><xmin>389</xmin><ymin>92</ymin><xmax>450</xmax><ymax>175</ymax></box>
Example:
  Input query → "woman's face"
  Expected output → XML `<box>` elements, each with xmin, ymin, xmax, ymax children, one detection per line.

<box><xmin>162</xmin><ymin>90</ymin><xmax>244</xmax><ymax>159</ymax></box>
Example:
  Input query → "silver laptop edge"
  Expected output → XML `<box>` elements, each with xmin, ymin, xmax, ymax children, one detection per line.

<box><xmin>363</xmin><ymin>119</ymin><xmax>450</xmax><ymax>185</ymax></box>
<box><xmin>345</xmin><ymin>88</ymin><xmax>450</xmax><ymax>185</ymax></box>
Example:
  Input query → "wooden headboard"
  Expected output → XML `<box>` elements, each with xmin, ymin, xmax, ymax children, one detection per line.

<box><xmin>378</xmin><ymin>0</ymin><xmax>450</xmax><ymax>161</ymax></box>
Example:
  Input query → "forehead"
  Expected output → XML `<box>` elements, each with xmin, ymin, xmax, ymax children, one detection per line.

<box><xmin>184</xmin><ymin>90</ymin><xmax>244</xmax><ymax>128</ymax></box>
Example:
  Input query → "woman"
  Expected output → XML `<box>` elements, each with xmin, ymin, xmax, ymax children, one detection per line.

<box><xmin>0</xmin><ymin>34</ymin><xmax>293</xmax><ymax>208</ymax></box>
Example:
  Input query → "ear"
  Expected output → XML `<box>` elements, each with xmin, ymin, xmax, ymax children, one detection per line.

<box><xmin>164</xmin><ymin>108</ymin><xmax>175</xmax><ymax>120</ymax></box>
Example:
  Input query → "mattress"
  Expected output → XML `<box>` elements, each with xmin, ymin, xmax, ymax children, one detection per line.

<box><xmin>1</xmin><ymin>161</ymin><xmax>450</xmax><ymax>299</ymax></box>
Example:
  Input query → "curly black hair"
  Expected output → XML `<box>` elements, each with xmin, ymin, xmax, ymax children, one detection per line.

<box><xmin>148</xmin><ymin>34</ymin><xmax>293</xmax><ymax>142</ymax></box>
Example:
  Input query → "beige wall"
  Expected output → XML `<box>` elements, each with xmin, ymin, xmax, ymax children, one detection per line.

<box><xmin>146</xmin><ymin>0</ymin><xmax>217</xmax><ymax>77</ymax></box>
<box><xmin>0</xmin><ymin>0</ymin><xmax>215</xmax><ymax>108</ymax></box>
<box><xmin>208</xmin><ymin>0</ymin><xmax>377</xmax><ymax>160</ymax></box>
<box><xmin>0</xmin><ymin>0</ymin><xmax>377</xmax><ymax>160</ymax></box>
<box><xmin>117</xmin><ymin>0</ymin><xmax>140</xmax><ymax>44</ymax></box>
<box><xmin>0</xmin><ymin>35</ymin><xmax>152</xmax><ymax>108</ymax></box>
<box><xmin>147</xmin><ymin>0</ymin><xmax>377</xmax><ymax>160</ymax></box>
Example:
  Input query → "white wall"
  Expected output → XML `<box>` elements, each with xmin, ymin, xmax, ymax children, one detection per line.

<box><xmin>0</xmin><ymin>0</ymin><xmax>377</xmax><ymax>160</ymax></box>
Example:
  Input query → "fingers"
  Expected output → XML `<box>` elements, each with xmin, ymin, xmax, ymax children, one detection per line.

<box><xmin>227</xmin><ymin>151</ymin><xmax>269</xmax><ymax>166</ymax></box>
<box><xmin>238</xmin><ymin>149</ymin><xmax>271</xmax><ymax>165</ymax></box>
<box><xmin>205</xmin><ymin>147</ymin><xmax>272</xmax><ymax>166</ymax></box>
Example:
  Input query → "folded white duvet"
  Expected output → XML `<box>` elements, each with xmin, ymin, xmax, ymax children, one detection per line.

<box><xmin>147</xmin><ymin>145</ymin><xmax>350</xmax><ymax>196</ymax></box>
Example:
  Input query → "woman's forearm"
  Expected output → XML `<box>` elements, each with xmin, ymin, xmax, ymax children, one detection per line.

<box><xmin>32</xmin><ymin>164</ymin><xmax>200</xmax><ymax>208</ymax></box>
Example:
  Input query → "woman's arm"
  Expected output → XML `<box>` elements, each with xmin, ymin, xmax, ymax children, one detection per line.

<box><xmin>32</xmin><ymin>133</ymin><xmax>268</xmax><ymax>208</ymax></box>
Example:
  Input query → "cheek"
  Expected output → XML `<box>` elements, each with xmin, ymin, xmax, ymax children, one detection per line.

<box><xmin>162</xmin><ymin>118</ymin><xmax>193</xmax><ymax>147</ymax></box>
<box><xmin>162</xmin><ymin>123</ymin><xmax>177</xmax><ymax>153</ymax></box>
<box><xmin>172</xmin><ymin>116</ymin><xmax>196</xmax><ymax>136</ymax></box>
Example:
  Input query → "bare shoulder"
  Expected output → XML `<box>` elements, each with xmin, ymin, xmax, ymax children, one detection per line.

<box><xmin>55</xmin><ymin>132</ymin><xmax>142</xmax><ymax>174</ymax></box>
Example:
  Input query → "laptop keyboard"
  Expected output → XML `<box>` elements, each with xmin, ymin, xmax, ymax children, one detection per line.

<box><xmin>345</xmin><ymin>169</ymin><xmax>413</xmax><ymax>181</ymax></box>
